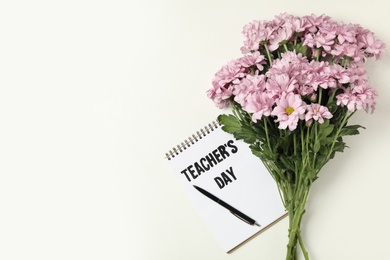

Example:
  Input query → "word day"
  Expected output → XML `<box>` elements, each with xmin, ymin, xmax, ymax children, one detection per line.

<box><xmin>214</xmin><ymin>166</ymin><xmax>237</xmax><ymax>189</ymax></box>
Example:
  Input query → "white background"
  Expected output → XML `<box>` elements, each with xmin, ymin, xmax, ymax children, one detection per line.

<box><xmin>1</xmin><ymin>1</ymin><xmax>390</xmax><ymax>259</ymax></box>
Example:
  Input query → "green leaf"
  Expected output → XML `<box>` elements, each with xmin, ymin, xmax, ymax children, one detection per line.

<box><xmin>279</xmin><ymin>155</ymin><xmax>295</xmax><ymax>172</ymax></box>
<box><xmin>218</xmin><ymin>114</ymin><xmax>241</xmax><ymax>134</ymax></box>
<box><xmin>234</xmin><ymin>124</ymin><xmax>257</xmax><ymax>144</ymax></box>
<box><xmin>294</xmin><ymin>43</ymin><xmax>308</xmax><ymax>56</ymax></box>
<box><xmin>320</xmin><ymin>137</ymin><xmax>334</xmax><ymax>145</ymax></box>
<box><xmin>319</xmin><ymin>144</ymin><xmax>329</xmax><ymax>155</ymax></box>
<box><xmin>250</xmin><ymin>144</ymin><xmax>273</xmax><ymax>161</ymax></box>
<box><xmin>319</xmin><ymin>119</ymin><xmax>330</xmax><ymax>129</ymax></box>
<box><xmin>315</xmin><ymin>154</ymin><xmax>327</xmax><ymax>169</ymax></box>
<box><xmin>319</xmin><ymin>124</ymin><xmax>334</xmax><ymax>140</ymax></box>
<box><xmin>333</xmin><ymin>141</ymin><xmax>346</xmax><ymax>153</ymax></box>
<box><xmin>313</xmin><ymin>140</ymin><xmax>321</xmax><ymax>153</ymax></box>
<box><xmin>249</xmin><ymin>144</ymin><xmax>263</xmax><ymax>159</ymax></box>
<box><xmin>261</xmin><ymin>145</ymin><xmax>275</xmax><ymax>160</ymax></box>
<box><xmin>252</xmin><ymin>122</ymin><xmax>266</xmax><ymax>138</ymax></box>
<box><xmin>327</xmin><ymin>102</ymin><xmax>338</xmax><ymax>114</ymax></box>
<box><xmin>339</xmin><ymin>124</ymin><xmax>365</xmax><ymax>136</ymax></box>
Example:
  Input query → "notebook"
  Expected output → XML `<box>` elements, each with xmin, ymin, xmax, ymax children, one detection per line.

<box><xmin>165</xmin><ymin>120</ymin><xmax>287</xmax><ymax>253</ymax></box>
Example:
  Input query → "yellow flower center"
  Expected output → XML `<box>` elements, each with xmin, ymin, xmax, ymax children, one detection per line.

<box><xmin>285</xmin><ymin>106</ymin><xmax>294</xmax><ymax>115</ymax></box>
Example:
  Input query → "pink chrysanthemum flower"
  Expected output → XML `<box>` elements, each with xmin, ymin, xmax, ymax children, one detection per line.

<box><xmin>303</xmin><ymin>61</ymin><xmax>330</xmax><ymax>90</ymax></box>
<box><xmin>305</xmin><ymin>103</ymin><xmax>333</xmax><ymax>124</ymax></box>
<box><xmin>271</xmin><ymin>93</ymin><xmax>306</xmax><ymax>131</ymax></box>
<box><xmin>304</xmin><ymin>14</ymin><xmax>332</xmax><ymax>33</ymax></box>
<box><xmin>291</xmin><ymin>16</ymin><xmax>311</xmax><ymax>33</ymax></box>
<box><xmin>208</xmin><ymin>59</ymin><xmax>246</xmax><ymax>108</ymax></box>
<box><xmin>357</xmin><ymin>30</ymin><xmax>386</xmax><ymax>60</ymax></box>
<box><xmin>267</xmin><ymin>51</ymin><xmax>308</xmax><ymax>79</ymax></box>
<box><xmin>336</xmin><ymin>83</ymin><xmax>378</xmax><ymax>113</ymax></box>
<box><xmin>327</xmin><ymin>64</ymin><xmax>351</xmax><ymax>84</ymax></box>
<box><xmin>304</xmin><ymin>31</ymin><xmax>335</xmax><ymax>52</ymax></box>
<box><xmin>347</xmin><ymin>61</ymin><xmax>368</xmax><ymax>85</ymax></box>
<box><xmin>206</xmin><ymin>86</ymin><xmax>231</xmax><ymax>108</ymax></box>
<box><xmin>266</xmin><ymin>74</ymin><xmax>298</xmax><ymax>99</ymax></box>
<box><xmin>238</xmin><ymin>51</ymin><xmax>266</xmax><ymax>71</ymax></box>
<box><xmin>212</xmin><ymin>59</ymin><xmax>245</xmax><ymax>88</ymax></box>
<box><xmin>241</xmin><ymin>20</ymin><xmax>274</xmax><ymax>54</ymax></box>
<box><xmin>269</xmin><ymin>27</ymin><xmax>293</xmax><ymax>51</ymax></box>
<box><xmin>335</xmin><ymin>23</ymin><xmax>357</xmax><ymax>44</ymax></box>
<box><xmin>352</xmin><ymin>83</ymin><xmax>378</xmax><ymax>113</ymax></box>
<box><xmin>232</xmin><ymin>74</ymin><xmax>266</xmax><ymax>106</ymax></box>
<box><xmin>244</xmin><ymin>91</ymin><xmax>274</xmax><ymax>122</ymax></box>
<box><xmin>280</xmin><ymin>50</ymin><xmax>307</xmax><ymax>64</ymax></box>
<box><xmin>335</xmin><ymin>91</ymin><xmax>356</xmax><ymax>112</ymax></box>
<box><xmin>273</xmin><ymin>13</ymin><xmax>296</xmax><ymax>27</ymax></box>
<box><xmin>332</xmin><ymin>43</ymin><xmax>364</xmax><ymax>61</ymax></box>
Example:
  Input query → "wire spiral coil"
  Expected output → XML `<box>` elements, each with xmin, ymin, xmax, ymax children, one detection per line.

<box><xmin>165</xmin><ymin>121</ymin><xmax>220</xmax><ymax>160</ymax></box>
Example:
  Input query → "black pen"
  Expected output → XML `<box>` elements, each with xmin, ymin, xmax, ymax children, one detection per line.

<box><xmin>193</xmin><ymin>185</ymin><xmax>260</xmax><ymax>227</ymax></box>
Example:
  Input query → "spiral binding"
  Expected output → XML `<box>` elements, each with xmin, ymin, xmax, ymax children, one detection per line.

<box><xmin>165</xmin><ymin>120</ymin><xmax>221</xmax><ymax>160</ymax></box>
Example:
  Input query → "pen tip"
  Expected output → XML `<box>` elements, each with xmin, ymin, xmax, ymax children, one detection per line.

<box><xmin>254</xmin><ymin>222</ymin><xmax>261</xmax><ymax>227</ymax></box>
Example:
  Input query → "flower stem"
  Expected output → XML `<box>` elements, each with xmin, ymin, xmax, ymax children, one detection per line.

<box><xmin>298</xmin><ymin>232</ymin><xmax>309</xmax><ymax>260</ymax></box>
<box><xmin>263</xmin><ymin>43</ymin><xmax>273</xmax><ymax>65</ymax></box>
<box><xmin>327</xmin><ymin>88</ymin><xmax>337</xmax><ymax>106</ymax></box>
<box><xmin>325</xmin><ymin>111</ymin><xmax>354</xmax><ymax>161</ymax></box>
<box><xmin>318</xmin><ymin>87</ymin><xmax>323</xmax><ymax>104</ymax></box>
<box><xmin>284</xmin><ymin>43</ymin><xmax>289</xmax><ymax>52</ymax></box>
<box><xmin>264</xmin><ymin>118</ymin><xmax>272</xmax><ymax>151</ymax></box>
<box><xmin>285</xmin><ymin>184</ymin><xmax>311</xmax><ymax>260</ymax></box>
<box><xmin>312</xmin><ymin>123</ymin><xmax>318</xmax><ymax>169</ymax></box>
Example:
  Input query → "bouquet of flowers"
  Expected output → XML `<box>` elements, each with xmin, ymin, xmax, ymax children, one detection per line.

<box><xmin>207</xmin><ymin>13</ymin><xmax>385</xmax><ymax>260</ymax></box>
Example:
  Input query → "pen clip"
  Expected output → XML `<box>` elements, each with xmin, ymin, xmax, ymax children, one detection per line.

<box><xmin>230</xmin><ymin>211</ymin><xmax>261</xmax><ymax>227</ymax></box>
